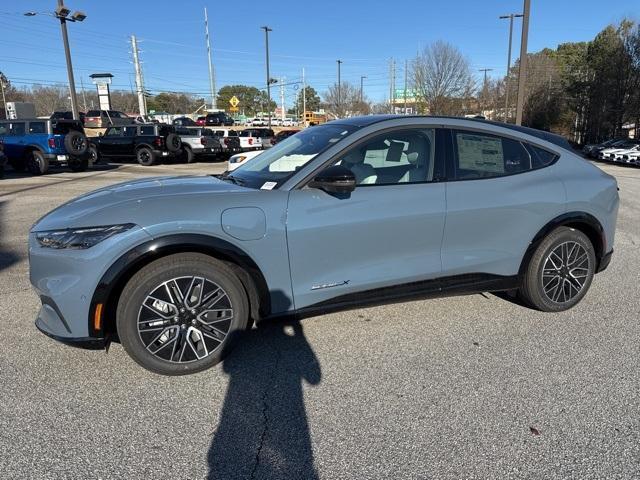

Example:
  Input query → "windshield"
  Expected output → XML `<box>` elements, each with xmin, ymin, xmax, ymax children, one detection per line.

<box><xmin>227</xmin><ymin>123</ymin><xmax>356</xmax><ymax>189</ymax></box>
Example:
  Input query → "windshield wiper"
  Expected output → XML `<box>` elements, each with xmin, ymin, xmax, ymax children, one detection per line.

<box><xmin>220</xmin><ymin>172</ymin><xmax>245</xmax><ymax>186</ymax></box>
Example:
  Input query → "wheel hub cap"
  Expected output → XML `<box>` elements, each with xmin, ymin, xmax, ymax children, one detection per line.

<box><xmin>542</xmin><ymin>241</ymin><xmax>591</xmax><ymax>304</ymax></box>
<box><xmin>137</xmin><ymin>276</ymin><xmax>234</xmax><ymax>363</ymax></box>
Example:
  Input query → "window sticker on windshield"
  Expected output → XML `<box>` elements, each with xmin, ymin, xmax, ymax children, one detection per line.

<box><xmin>457</xmin><ymin>133</ymin><xmax>504</xmax><ymax>174</ymax></box>
<box><xmin>261</xmin><ymin>181</ymin><xmax>277</xmax><ymax>190</ymax></box>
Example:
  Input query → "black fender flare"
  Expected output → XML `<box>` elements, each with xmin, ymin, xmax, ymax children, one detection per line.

<box><xmin>88</xmin><ymin>233</ymin><xmax>270</xmax><ymax>338</ymax></box>
<box><xmin>518</xmin><ymin>211</ymin><xmax>606</xmax><ymax>277</ymax></box>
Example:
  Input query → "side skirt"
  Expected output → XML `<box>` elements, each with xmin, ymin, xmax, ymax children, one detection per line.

<box><xmin>269</xmin><ymin>273</ymin><xmax>520</xmax><ymax>321</ymax></box>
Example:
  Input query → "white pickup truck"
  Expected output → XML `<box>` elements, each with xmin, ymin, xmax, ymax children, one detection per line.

<box><xmin>238</xmin><ymin>130</ymin><xmax>263</xmax><ymax>151</ymax></box>
<box><xmin>175</xmin><ymin>127</ymin><xmax>223</xmax><ymax>162</ymax></box>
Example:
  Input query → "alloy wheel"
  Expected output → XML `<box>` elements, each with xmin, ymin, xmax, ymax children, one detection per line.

<box><xmin>541</xmin><ymin>241</ymin><xmax>591</xmax><ymax>304</ymax></box>
<box><xmin>137</xmin><ymin>275</ymin><xmax>234</xmax><ymax>363</ymax></box>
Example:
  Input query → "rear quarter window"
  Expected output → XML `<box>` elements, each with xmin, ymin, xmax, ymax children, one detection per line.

<box><xmin>29</xmin><ymin>122</ymin><xmax>46</xmax><ymax>134</ymax></box>
<box><xmin>139</xmin><ymin>126</ymin><xmax>155</xmax><ymax>136</ymax></box>
<box><xmin>524</xmin><ymin>144</ymin><xmax>559</xmax><ymax>169</ymax></box>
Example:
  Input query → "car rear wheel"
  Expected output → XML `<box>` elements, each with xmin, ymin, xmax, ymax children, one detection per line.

<box><xmin>520</xmin><ymin>227</ymin><xmax>596</xmax><ymax>312</ymax></box>
<box><xmin>165</xmin><ymin>133</ymin><xmax>181</xmax><ymax>153</ymax></box>
<box><xmin>136</xmin><ymin>147</ymin><xmax>155</xmax><ymax>166</ymax></box>
<box><xmin>87</xmin><ymin>144</ymin><xmax>100</xmax><ymax>165</ymax></box>
<box><xmin>26</xmin><ymin>150</ymin><xmax>49</xmax><ymax>175</ymax></box>
<box><xmin>116</xmin><ymin>253</ymin><xmax>250</xmax><ymax>375</ymax></box>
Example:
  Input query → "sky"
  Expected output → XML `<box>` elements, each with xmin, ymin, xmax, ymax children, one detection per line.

<box><xmin>1</xmin><ymin>0</ymin><xmax>638</xmax><ymax>110</ymax></box>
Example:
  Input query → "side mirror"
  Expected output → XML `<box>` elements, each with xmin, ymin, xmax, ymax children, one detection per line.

<box><xmin>309</xmin><ymin>165</ymin><xmax>356</xmax><ymax>194</ymax></box>
<box><xmin>98</xmin><ymin>132</ymin><xmax>103</xmax><ymax>137</ymax></box>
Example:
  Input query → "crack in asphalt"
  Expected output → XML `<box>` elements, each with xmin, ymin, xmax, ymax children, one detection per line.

<box><xmin>249</xmin><ymin>343</ymin><xmax>281</xmax><ymax>480</ymax></box>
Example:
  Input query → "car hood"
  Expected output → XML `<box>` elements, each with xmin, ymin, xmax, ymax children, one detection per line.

<box><xmin>32</xmin><ymin>175</ymin><xmax>248</xmax><ymax>231</ymax></box>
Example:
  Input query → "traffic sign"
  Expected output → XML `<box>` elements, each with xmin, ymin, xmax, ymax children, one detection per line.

<box><xmin>229</xmin><ymin>95</ymin><xmax>239</xmax><ymax>108</ymax></box>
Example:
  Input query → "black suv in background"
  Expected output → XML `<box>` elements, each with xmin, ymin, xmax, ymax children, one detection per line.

<box><xmin>89</xmin><ymin>124</ymin><xmax>182</xmax><ymax>166</ymax></box>
<box><xmin>205</xmin><ymin>112</ymin><xmax>234</xmax><ymax>126</ymax></box>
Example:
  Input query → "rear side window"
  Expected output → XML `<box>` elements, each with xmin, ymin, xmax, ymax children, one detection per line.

<box><xmin>452</xmin><ymin>130</ymin><xmax>532</xmax><ymax>179</ymax></box>
<box><xmin>86</xmin><ymin>110</ymin><xmax>100</xmax><ymax>117</ymax></box>
<box><xmin>525</xmin><ymin>144</ymin><xmax>558</xmax><ymax>168</ymax></box>
<box><xmin>123</xmin><ymin>126</ymin><xmax>137</xmax><ymax>137</ymax></box>
<box><xmin>29</xmin><ymin>122</ymin><xmax>46</xmax><ymax>134</ymax></box>
<box><xmin>139</xmin><ymin>126</ymin><xmax>155</xmax><ymax>136</ymax></box>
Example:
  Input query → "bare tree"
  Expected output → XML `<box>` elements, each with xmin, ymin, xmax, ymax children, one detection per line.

<box><xmin>412</xmin><ymin>41</ymin><xmax>475</xmax><ymax>115</ymax></box>
<box><xmin>323</xmin><ymin>81</ymin><xmax>370</xmax><ymax>118</ymax></box>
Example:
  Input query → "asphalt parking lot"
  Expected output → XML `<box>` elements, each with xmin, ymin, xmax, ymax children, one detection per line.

<box><xmin>0</xmin><ymin>160</ymin><xmax>638</xmax><ymax>480</ymax></box>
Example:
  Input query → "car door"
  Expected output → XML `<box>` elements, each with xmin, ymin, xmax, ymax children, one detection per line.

<box><xmin>285</xmin><ymin>127</ymin><xmax>447</xmax><ymax>310</ymax></box>
<box><xmin>441</xmin><ymin>128</ymin><xmax>565</xmax><ymax>278</ymax></box>
<box><xmin>98</xmin><ymin>126</ymin><xmax>123</xmax><ymax>155</ymax></box>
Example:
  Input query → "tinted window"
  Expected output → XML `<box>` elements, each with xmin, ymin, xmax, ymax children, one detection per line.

<box><xmin>29</xmin><ymin>122</ymin><xmax>46</xmax><ymax>134</ymax></box>
<box><xmin>140</xmin><ymin>126</ymin><xmax>155</xmax><ymax>136</ymax></box>
<box><xmin>123</xmin><ymin>126</ymin><xmax>137</xmax><ymax>137</ymax></box>
<box><xmin>330</xmin><ymin>129</ymin><xmax>438</xmax><ymax>186</ymax></box>
<box><xmin>525</xmin><ymin>143</ymin><xmax>558</xmax><ymax>169</ymax></box>
<box><xmin>9</xmin><ymin>123</ymin><xmax>26</xmax><ymax>136</ymax></box>
<box><xmin>0</xmin><ymin>123</ymin><xmax>8</xmax><ymax>135</ymax></box>
<box><xmin>105</xmin><ymin>127</ymin><xmax>122</xmax><ymax>136</ymax></box>
<box><xmin>86</xmin><ymin>110</ymin><xmax>101</xmax><ymax>117</ymax></box>
<box><xmin>228</xmin><ymin>131</ymin><xmax>238</xmax><ymax>137</ymax></box>
<box><xmin>452</xmin><ymin>130</ymin><xmax>532</xmax><ymax>180</ymax></box>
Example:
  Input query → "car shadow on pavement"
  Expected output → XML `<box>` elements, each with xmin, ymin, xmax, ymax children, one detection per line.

<box><xmin>207</xmin><ymin>315</ymin><xmax>321</xmax><ymax>480</ymax></box>
<box><xmin>0</xmin><ymin>201</ymin><xmax>22</xmax><ymax>273</ymax></box>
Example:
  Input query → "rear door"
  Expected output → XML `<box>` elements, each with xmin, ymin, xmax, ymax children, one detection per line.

<box><xmin>98</xmin><ymin>126</ymin><xmax>124</xmax><ymax>155</ymax></box>
<box><xmin>441</xmin><ymin>128</ymin><xmax>565</xmax><ymax>278</ymax></box>
<box><xmin>286</xmin><ymin>127</ymin><xmax>447</xmax><ymax>309</ymax></box>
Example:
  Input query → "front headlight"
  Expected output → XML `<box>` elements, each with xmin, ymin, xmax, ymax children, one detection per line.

<box><xmin>229</xmin><ymin>156</ymin><xmax>246</xmax><ymax>164</ymax></box>
<box><xmin>35</xmin><ymin>223</ymin><xmax>135</xmax><ymax>249</ymax></box>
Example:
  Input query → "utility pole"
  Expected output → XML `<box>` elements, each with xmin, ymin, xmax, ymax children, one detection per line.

<box><xmin>0</xmin><ymin>72</ymin><xmax>8</xmax><ymax>118</ymax></box>
<box><xmin>389</xmin><ymin>58</ymin><xmax>396</xmax><ymax>114</ymax></box>
<box><xmin>79</xmin><ymin>75</ymin><xmax>87</xmax><ymax>112</ymax></box>
<box><xmin>336</xmin><ymin>59</ymin><xmax>342</xmax><ymax>116</ymax></box>
<box><xmin>360</xmin><ymin>75</ymin><xmax>366</xmax><ymax>103</ymax></box>
<box><xmin>261</xmin><ymin>26</ymin><xmax>272</xmax><ymax>128</ymax></box>
<box><xmin>279</xmin><ymin>76</ymin><xmax>285</xmax><ymax>122</ymax></box>
<box><xmin>57</xmin><ymin>0</ymin><xmax>80</xmax><ymax>120</ymax></box>
<box><xmin>479</xmin><ymin>68</ymin><xmax>493</xmax><ymax>115</ymax></box>
<box><xmin>499</xmin><ymin>13</ymin><xmax>523</xmax><ymax>123</ymax></box>
<box><xmin>302</xmin><ymin>67</ymin><xmax>306</xmax><ymax>125</ymax></box>
<box><xmin>403</xmin><ymin>60</ymin><xmax>408</xmax><ymax>115</ymax></box>
<box><xmin>204</xmin><ymin>8</ymin><xmax>216</xmax><ymax>110</ymax></box>
<box><xmin>515</xmin><ymin>0</ymin><xmax>531</xmax><ymax>126</ymax></box>
<box><xmin>131</xmin><ymin>35</ymin><xmax>147</xmax><ymax>117</ymax></box>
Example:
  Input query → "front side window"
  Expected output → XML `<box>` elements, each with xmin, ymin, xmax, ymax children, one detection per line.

<box><xmin>329</xmin><ymin>129</ymin><xmax>438</xmax><ymax>186</ymax></box>
<box><xmin>9</xmin><ymin>123</ymin><xmax>26</xmax><ymax>136</ymax></box>
<box><xmin>452</xmin><ymin>130</ymin><xmax>532</xmax><ymax>180</ymax></box>
<box><xmin>228</xmin><ymin>123</ymin><xmax>356</xmax><ymax>189</ymax></box>
<box><xmin>105</xmin><ymin>127</ymin><xmax>122</xmax><ymax>137</ymax></box>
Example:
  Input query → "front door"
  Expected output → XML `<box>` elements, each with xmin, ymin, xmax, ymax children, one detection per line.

<box><xmin>286</xmin><ymin>127</ymin><xmax>447</xmax><ymax>310</ymax></box>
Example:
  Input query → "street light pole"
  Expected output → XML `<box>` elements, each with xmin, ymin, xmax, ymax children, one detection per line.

<box><xmin>499</xmin><ymin>13</ymin><xmax>523</xmax><ymax>123</ymax></box>
<box><xmin>57</xmin><ymin>0</ymin><xmax>79</xmax><ymax>120</ymax></box>
<box><xmin>261</xmin><ymin>26</ymin><xmax>272</xmax><ymax>128</ymax></box>
<box><xmin>0</xmin><ymin>72</ymin><xmax>7</xmax><ymax>118</ymax></box>
<box><xmin>360</xmin><ymin>75</ymin><xmax>366</xmax><ymax>103</ymax></box>
<box><xmin>336</xmin><ymin>60</ymin><xmax>342</xmax><ymax>117</ymax></box>
<box><xmin>515</xmin><ymin>0</ymin><xmax>531</xmax><ymax>126</ymax></box>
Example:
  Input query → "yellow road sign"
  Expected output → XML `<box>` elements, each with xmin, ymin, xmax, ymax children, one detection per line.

<box><xmin>229</xmin><ymin>95</ymin><xmax>239</xmax><ymax>108</ymax></box>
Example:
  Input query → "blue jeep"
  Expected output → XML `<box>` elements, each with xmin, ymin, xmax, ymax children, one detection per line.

<box><xmin>0</xmin><ymin>118</ymin><xmax>90</xmax><ymax>175</ymax></box>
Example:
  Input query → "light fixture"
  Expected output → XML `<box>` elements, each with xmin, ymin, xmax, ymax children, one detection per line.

<box><xmin>55</xmin><ymin>5</ymin><xmax>71</xmax><ymax>18</ymax></box>
<box><xmin>71</xmin><ymin>10</ymin><xmax>86</xmax><ymax>22</ymax></box>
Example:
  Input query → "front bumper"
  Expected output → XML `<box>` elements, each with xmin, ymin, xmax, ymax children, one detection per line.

<box><xmin>29</xmin><ymin>225</ymin><xmax>153</xmax><ymax>345</ymax></box>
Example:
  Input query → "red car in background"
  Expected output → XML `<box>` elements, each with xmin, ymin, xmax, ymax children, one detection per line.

<box><xmin>196</xmin><ymin>116</ymin><xmax>206</xmax><ymax>126</ymax></box>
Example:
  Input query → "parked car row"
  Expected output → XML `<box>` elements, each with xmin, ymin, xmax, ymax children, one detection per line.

<box><xmin>243</xmin><ymin>117</ymin><xmax>297</xmax><ymax>127</ymax></box>
<box><xmin>583</xmin><ymin>138</ymin><xmax>640</xmax><ymax>165</ymax></box>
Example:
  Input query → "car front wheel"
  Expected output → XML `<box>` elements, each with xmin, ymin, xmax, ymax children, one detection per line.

<box><xmin>116</xmin><ymin>253</ymin><xmax>250</xmax><ymax>375</ymax></box>
<box><xmin>520</xmin><ymin>226</ymin><xmax>596</xmax><ymax>312</ymax></box>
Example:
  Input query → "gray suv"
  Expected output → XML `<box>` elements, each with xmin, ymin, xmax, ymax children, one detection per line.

<box><xmin>29</xmin><ymin>116</ymin><xmax>619</xmax><ymax>375</ymax></box>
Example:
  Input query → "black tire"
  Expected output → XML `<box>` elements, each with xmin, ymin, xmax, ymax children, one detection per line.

<box><xmin>68</xmin><ymin>157</ymin><xmax>88</xmax><ymax>172</ymax></box>
<box><xmin>165</xmin><ymin>133</ymin><xmax>181</xmax><ymax>153</ymax></box>
<box><xmin>519</xmin><ymin>227</ymin><xmax>596</xmax><ymax>312</ymax></box>
<box><xmin>26</xmin><ymin>150</ymin><xmax>49</xmax><ymax>175</ymax></box>
<box><xmin>116</xmin><ymin>253</ymin><xmax>250</xmax><ymax>375</ymax></box>
<box><xmin>0</xmin><ymin>165</ymin><xmax>4</xmax><ymax>179</ymax></box>
<box><xmin>88</xmin><ymin>144</ymin><xmax>100</xmax><ymax>165</ymax></box>
<box><xmin>180</xmin><ymin>145</ymin><xmax>195</xmax><ymax>163</ymax></box>
<box><xmin>63</xmin><ymin>130</ymin><xmax>89</xmax><ymax>156</ymax></box>
<box><xmin>9</xmin><ymin>158</ymin><xmax>26</xmax><ymax>172</ymax></box>
<box><xmin>136</xmin><ymin>147</ymin><xmax>155</xmax><ymax>166</ymax></box>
